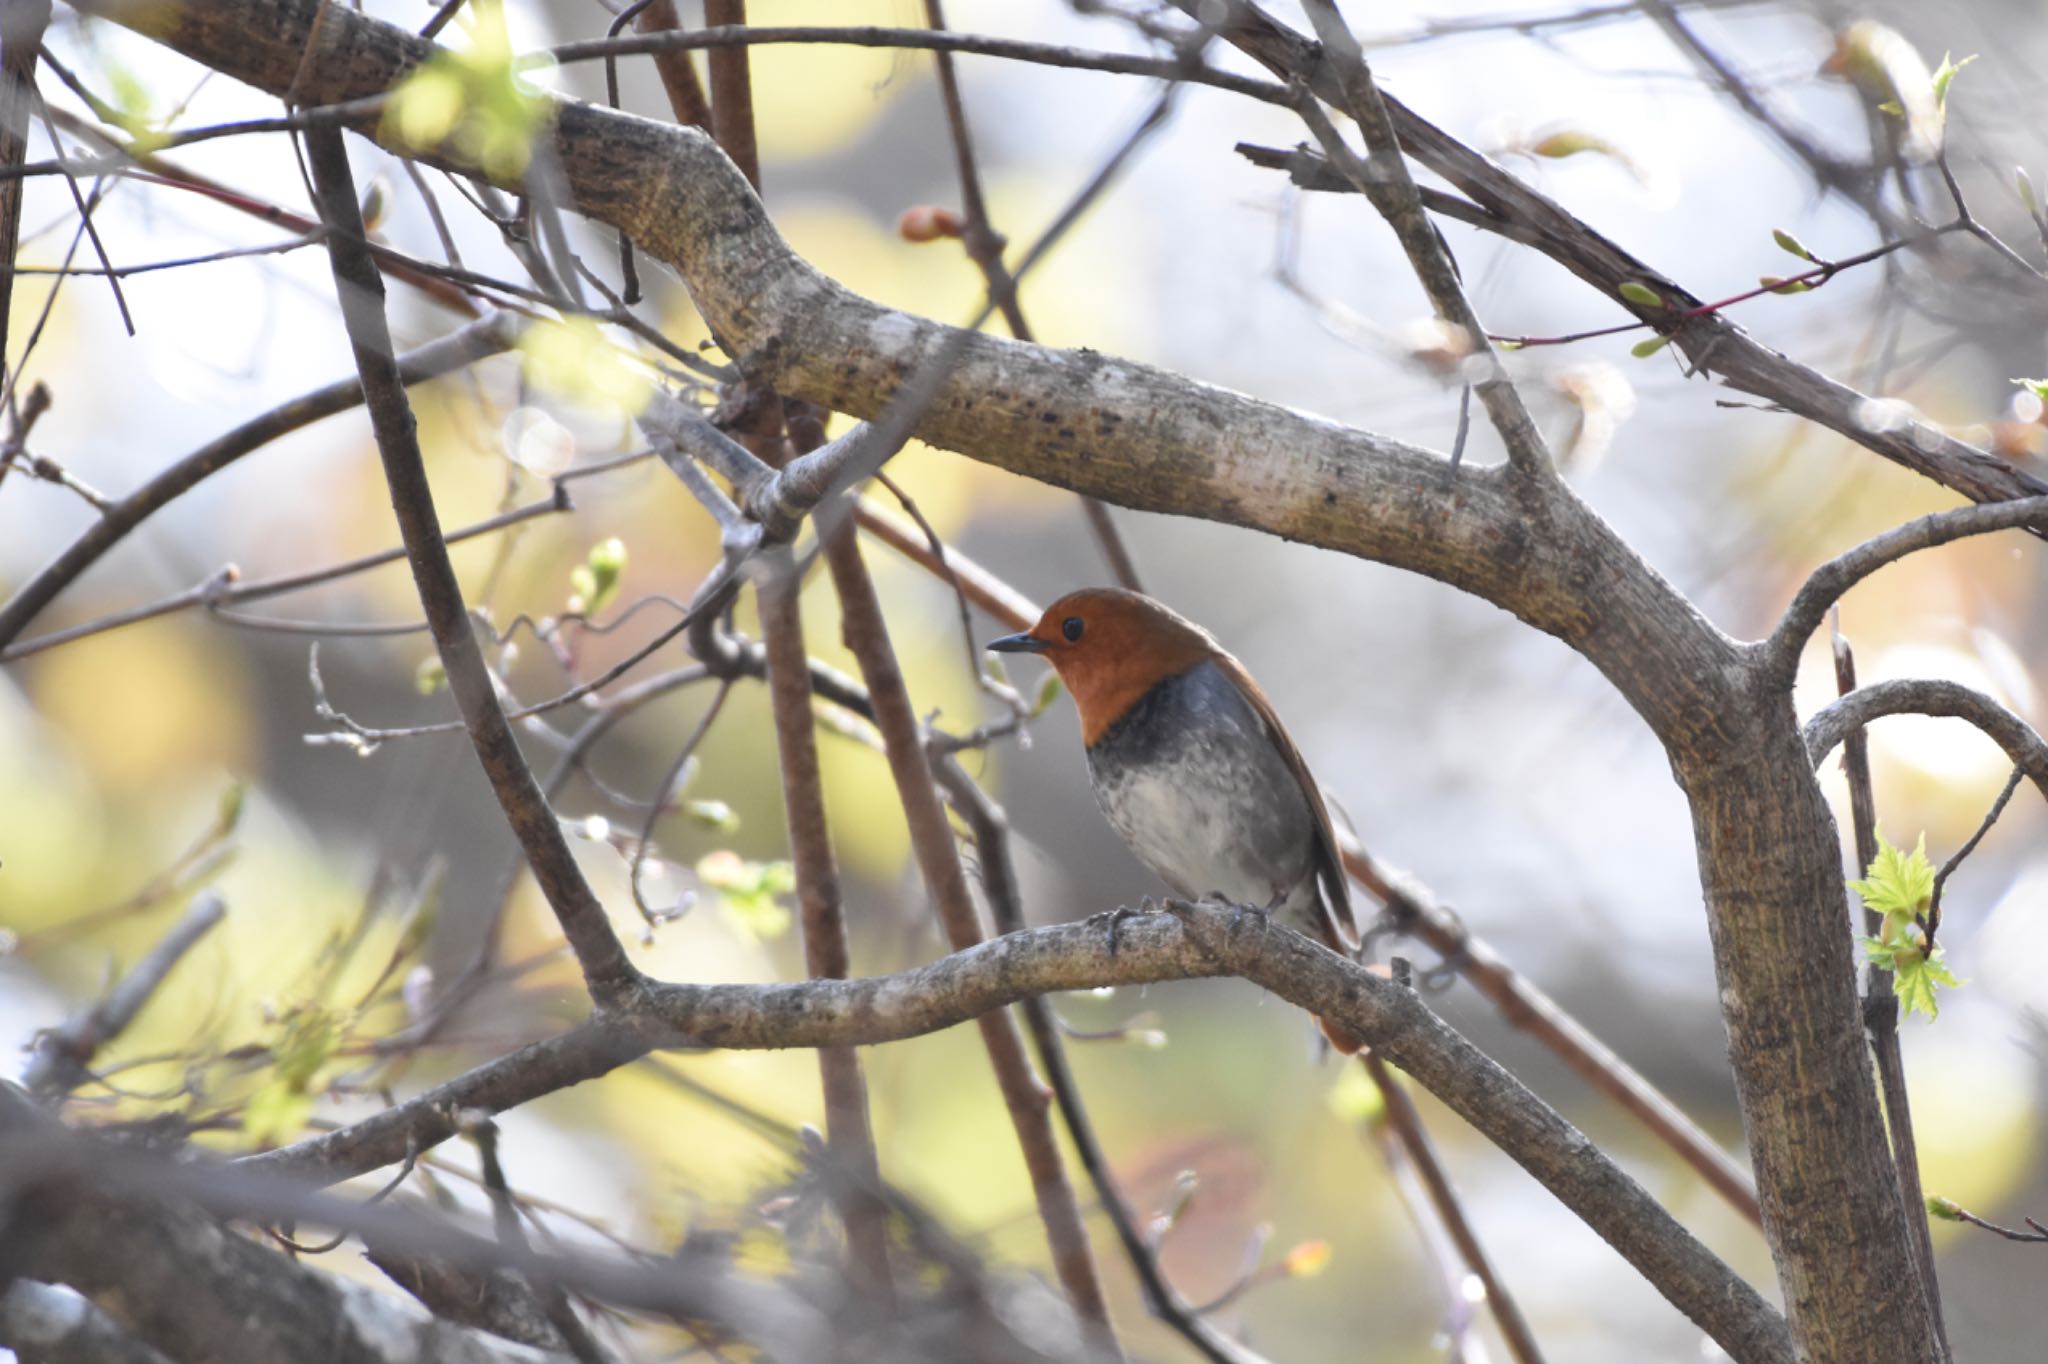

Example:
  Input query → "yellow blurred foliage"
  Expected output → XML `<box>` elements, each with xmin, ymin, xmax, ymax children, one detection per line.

<box><xmin>1907</xmin><ymin>1029</ymin><xmax>2040</xmax><ymax>1238</ymax></box>
<box><xmin>27</xmin><ymin>620</ymin><xmax>254</xmax><ymax>794</ymax></box>
<box><xmin>733</xmin><ymin>0</ymin><xmax>912</xmax><ymax>160</ymax></box>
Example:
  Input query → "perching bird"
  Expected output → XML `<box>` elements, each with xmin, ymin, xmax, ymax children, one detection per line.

<box><xmin>987</xmin><ymin>588</ymin><xmax>1364</xmax><ymax>1051</ymax></box>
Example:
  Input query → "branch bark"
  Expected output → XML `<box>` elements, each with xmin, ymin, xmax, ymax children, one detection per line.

<box><xmin>227</xmin><ymin>906</ymin><xmax>1791</xmax><ymax>1362</ymax></box>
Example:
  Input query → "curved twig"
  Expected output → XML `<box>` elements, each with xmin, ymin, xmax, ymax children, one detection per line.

<box><xmin>1804</xmin><ymin>679</ymin><xmax>2048</xmax><ymax>804</ymax></box>
<box><xmin>1768</xmin><ymin>496</ymin><xmax>2048</xmax><ymax>674</ymax></box>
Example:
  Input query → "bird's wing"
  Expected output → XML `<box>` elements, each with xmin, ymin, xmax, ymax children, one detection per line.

<box><xmin>1211</xmin><ymin>653</ymin><xmax>1361</xmax><ymax>953</ymax></box>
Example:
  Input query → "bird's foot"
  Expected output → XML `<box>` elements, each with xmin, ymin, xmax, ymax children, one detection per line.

<box><xmin>1094</xmin><ymin>896</ymin><xmax>1160</xmax><ymax>958</ymax></box>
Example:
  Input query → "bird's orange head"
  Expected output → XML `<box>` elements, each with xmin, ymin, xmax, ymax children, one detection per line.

<box><xmin>987</xmin><ymin>588</ymin><xmax>1220</xmax><ymax>744</ymax></box>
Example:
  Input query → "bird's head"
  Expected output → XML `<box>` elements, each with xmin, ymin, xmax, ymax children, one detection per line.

<box><xmin>986</xmin><ymin>588</ymin><xmax>1219</xmax><ymax>743</ymax></box>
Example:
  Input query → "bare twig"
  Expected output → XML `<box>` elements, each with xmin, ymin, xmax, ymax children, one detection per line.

<box><xmin>756</xmin><ymin>542</ymin><xmax>894</xmax><ymax>1296</ymax></box>
<box><xmin>0</xmin><ymin>490</ymin><xmax>566</xmax><ymax>662</ymax></box>
<box><xmin>304</xmin><ymin>123</ymin><xmax>639</xmax><ymax>1005</ymax></box>
<box><xmin>1769</xmin><ymin>496</ymin><xmax>2048</xmax><ymax>675</ymax></box>
<box><xmin>1804</xmin><ymin>679</ymin><xmax>2048</xmax><ymax>805</ymax></box>
<box><xmin>1297</xmin><ymin>2</ymin><xmax>1553</xmax><ymax>480</ymax></box>
<box><xmin>231</xmin><ymin>906</ymin><xmax>1793</xmax><ymax>1363</ymax></box>
<box><xmin>932</xmin><ymin>751</ymin><xmax>1264</xmax><ymax>1364</ymax></box>
<box><xmin>1827</xmin><ymin>629</ymin><xmax>1947</xmax><ymax>1362</ymax></box>
<box><xmin>921</xmin><ymin>0</ymin><xmax>1143</xmax><ymax>593</ymax></box>
<box><xmin>0</xmin><ymin>312</ymin><xmax>520</xmax><ymax>649</ymax></box>
<box><xmin>822</xmin><ymin>524</ymin><xmax>1118</xmax><ymax>1354</ymax></box>
<box><xmin>1362</xmin><ymin>1051</ymin><xmax>1545</xmax><ymax>1364</ymax></box>
<box><xmin>1927</xmin><ymin>765</ymin><xmax>2024</xmax><ymax>950</ymax></box>
<box><xmin>24</xmin><ymin>893</ymin><xmax>227</xmax><ymax>1099</ymax></box>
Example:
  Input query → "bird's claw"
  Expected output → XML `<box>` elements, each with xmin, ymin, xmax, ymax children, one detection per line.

<box><xmin>1096</xmin><ymin>895</ymin><xmax>1161</xmax><ymax>958</ymax></box>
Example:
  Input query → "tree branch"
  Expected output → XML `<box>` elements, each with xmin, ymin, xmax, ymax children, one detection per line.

<box><xmin>1768</xmin><ymin>496</ymin><xmax>2048</xmax><ymax>673</ymax></box>
<box><xmin>1804</xmin><ymin>679</ymin><xmax>2048</xmax><ymax>803</ymax></box>
<box><xmin>234</xmin><ymin>907</ymin><xmax>1791</xmax><ymax>1362</ymax></box>
<box><xmin>0</xmin><ymin>311</ymin><xmax>519</xmax><ymax>649</ymax></box>
<box><xmin>1183</xmin><ymin>0</ymin><xmax>2048</xmax><ymax>511</ymax></box>
<box><xmin>1298</xmin><ymin>1</ymin><xmax>1554</xmax><ymax>479</ymax></box>
<box><xmin>24</xmin><ymin>891</ymin><xmax>226</xmax><ymax>1098</ymax></box>
<box><xmin>303</xmin><ymin>124</ymin><xmax>639</xmax><ymax>1004</ymax></box>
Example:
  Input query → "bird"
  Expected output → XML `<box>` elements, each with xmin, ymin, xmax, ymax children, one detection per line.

<box><xmin>987</xmin><ymin>587</ymin><xmax>1365</xmax><ymax>1052</ymax></box>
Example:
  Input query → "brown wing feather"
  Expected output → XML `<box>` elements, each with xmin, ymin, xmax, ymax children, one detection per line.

<box><xmin>1209</xmin><ymin>653</ymin><xmax>1360</xmax><ymax>954</ymax></box>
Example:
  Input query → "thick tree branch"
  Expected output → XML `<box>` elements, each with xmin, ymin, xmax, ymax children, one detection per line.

<box><xmin>75</xmin><ymin>0</ymin><xmax>1738</xmax><ymax>756</ymax></box>
<box><xmin>1804</xmin><ymin>679</ymin><xmax>2048</xmax><ymax>803</ymax></box>
<box><xmin>234</xmin><ymin>908</ymin><xmax>1790</xmax><ymax>1362</ymax></box>
<box><xmin>0</xmin><ymin>1279</ymin><xmax>176</xmax><ymax>1364</ymax></box>
<box><xmin>303</xmin><ymin>124</ymin><xmax>639</xmax><ymax>1004</ymax></box>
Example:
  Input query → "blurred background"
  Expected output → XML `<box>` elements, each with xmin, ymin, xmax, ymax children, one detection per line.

<box><xmin>4</xmin><ymin>0</ymin><xmax>2046</xmax><ymax>1359</ymax></box>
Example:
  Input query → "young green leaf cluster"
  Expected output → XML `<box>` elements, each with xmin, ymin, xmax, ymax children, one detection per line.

<box><xmin>1850</xmin><ymin>833</ymin><xmax>1963</xmax><ymax>1020</ymax></box>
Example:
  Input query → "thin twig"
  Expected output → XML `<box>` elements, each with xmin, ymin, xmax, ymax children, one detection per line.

<box><xmin>1830</xmin><ymin>624</ymin><xmax>1949</xmax><ymax>1362</ymax></box>
<box><xmin>1297</xmin><ymin>2</ymin><xmax>1553</xmax><ymax>480</ymax></box>
<box><xmin>821</xmin><ymin>521</ymin><xmax>1118</xmax><ymax>1354</ymax></box>
<box><xmin>25</xmin><ymin>893</ymin><xmax>228</xmax><ymax>1099</ymax></box>
<box><xmin>921</xmin><ymin>0</ymin><xmax>1142</xmax><ymax>593</ymax></box>
<box><xmin>304</xmin><ymin>122</ymin><xmax>639</xmax><ymax>1005</ymax></box>
<box><xmin>932</xmin><ymin>750</ymin><xmax>1263</xmax><ymax>1364</ymax></box>
<box><xmin>753</xmin><ymin>540</ymin><xmax>895</xmax><ymax>1296</ymax></box>
<box><xmin>1927</xmin><ymin>765</ymin><xmax>2023</xmax><ymax>949</ymax></box>
<box><xmin>1362</xmin><ymin>1051</ymin><xmax>1546</xmax><ymax>1364</ymax></box>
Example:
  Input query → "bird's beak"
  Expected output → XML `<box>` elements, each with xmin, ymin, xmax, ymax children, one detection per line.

<box><xmin>985</xmin><ymin>631</ymin><xmax>1050</xmax><ymax>655</ymax></box>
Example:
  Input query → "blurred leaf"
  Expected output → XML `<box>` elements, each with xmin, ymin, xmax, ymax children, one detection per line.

<box><xmin>1772</xmin><ymin>228</ymin><xmax>1816</xmax><ymax>262</ymax></box>
<box><xmin>381</xmin><ymin>0</ymin><xmax>550</xmax><ymax>179</ymax></box>
<box><xmin>414</xmin><ymin>654</ymin><xmax>447</xmax><ymax>696</ymax></box>
<box><xmin>1926</xmin><ymin>1194</ymin><xmax>1963</xmax><ymax>1222</ymax></box>
<box><xmin>698</xmin><ymin>851</ymin><xmax>795</xmax><ymax>941</ymax></box>
<box><xmin>1282</xmin><ymin>1239</ymin><xmax>1333</xmax><ymax>1278</ymax></box>
<box><xmin>519</xmin><ymin>318</ymin><xmax>652</xmax><ymax>416</ymax></box>
<box><xmin>1326</xmin><ymin>1062</ymin><xmax>1384</xmax><ymax>1124</ymax></box>
<box><xmin>567</xmin><ymin>536</ymin><xmax>629</xmax><ymax>615</ymax></box>
<box><xmin>1031</xmin><ymin>671</ymin><xmax>1064</xmax><ymax>717</ymax></box>
<box><xmin>1629</xmin><ymin>334</ymin><xmax>1670</xmax><ymax>359</ymax></box>
<box><xmin>1618</xmin><ymin>281</ymin><xmax>1662</xmax><ymax>307</ymax></box>
<box><xmin>1931</xmin><ymin>52</ymin><xmax>1977</xmax><ymax>109</ymax></box>
<box><xmin>685</xmin><ymin>799</ymin><xmax>739</xmax><ymax>833</ymax></box>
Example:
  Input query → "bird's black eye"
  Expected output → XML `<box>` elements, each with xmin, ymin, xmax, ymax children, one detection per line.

<box><xmin>1061</xmin><ymin>616</ymin><xmax>1085</xmax><ymax>643</ymax></box>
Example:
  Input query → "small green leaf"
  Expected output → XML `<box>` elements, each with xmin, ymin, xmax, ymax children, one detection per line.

<box><xmin>1848</xmin><ymin>831</ymin><xmax>1935</xmax><ymax>921</ymax></box>
<box><xmin>1926</xmin><ymin>1194</ymin><xmax>1964</xmax><ymax>1222</ymax></box>
<box><xmin>1877</xmin><ymin>98</ymin><xmax>1904</xmax><ymax>116</ymax></box>
<box><xmin>1772</xmin><ymin>228</ymin><xmax>1815</xmax><ymax>261</ymax></box>
<box><xmin>2018</xmin><ymin>169</ymin><xmax>2039</xmax><ymax>217</ymax></box>
<box><xmin>1931</xmin><ymin>52</ymin><xmax>1978</xmax><ymax>108</ymax></box>
<box><xmin>1496</xmin><ymin>338</ymin><xmax>1525</xmax><ymax>351</ymax></box>
<box><xmin>217</xmin><ymin>781</ymin><xmax>246</xmax><ymax>834</ymax></box>
<box><xmin>698</xmin><ymin>852</ymin><xmax>796</xmax><ymax>941</ymax></box>
<box><xmin>567</xmin><ymin>537</ymin><xmax>629</xmax><ymax>615</ymax></box>
<box><xmin>1629</xmin><ymin>334</ymin><xmax>1671</xmax><ymax>358</ymax></box>
<box><xmin>1759</xmin><ymin>275</ymin><xmax>1813</xmax><ymax>295</ymax></box>
<box><xmin>414</xmin><ymin>654</ymin><xmax>448</xmax><ymax>696</ymax></box>
<box><xmin>1618</xmin><ymin>281</ymin><xmax>1663</xmax><ymax>307</ymax></box>
<box><xmin>1032</xmin><ymin>671</ymin><xmax>1064</xmax><ymax>717</ymax></box>
<box><xmin>684</xmin><ymin>799</ymin><xmax>739</xmax><ymax>833</ymax></box>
